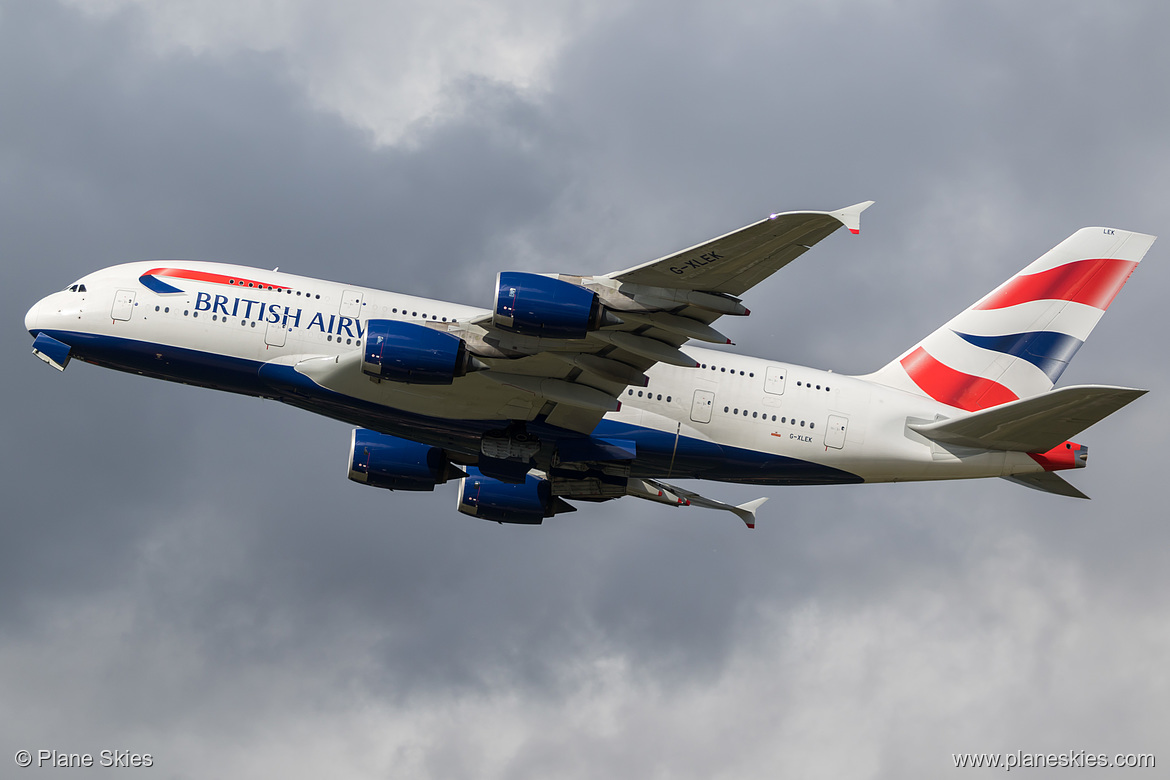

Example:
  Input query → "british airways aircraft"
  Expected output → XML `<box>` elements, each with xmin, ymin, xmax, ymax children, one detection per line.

<box><xmin>24</xmin><ymin>203</ymin><xmax>1154</xmax><ymax>527</ymax></box>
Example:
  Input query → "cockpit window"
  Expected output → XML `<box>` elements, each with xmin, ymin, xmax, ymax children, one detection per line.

<box><xmin>64</xmin><ymin>284</ymin><xmax>87</xmax><ymax>293</ymax></box>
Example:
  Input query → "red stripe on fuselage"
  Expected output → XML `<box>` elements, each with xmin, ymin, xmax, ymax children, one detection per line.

<box><xmin>144</xmin><ymin>267</ymin><xmax>291</xmax><ymax>291</ymax></box>
<box><xmin>900</xmin><ymin>347</ymin><xmax>1018</xmax><ymax>411</ymax></box>
<box><xmin>974</xmin><ymin>257</ymin><xmax>1138</xmax><ymax>311</ymax></box>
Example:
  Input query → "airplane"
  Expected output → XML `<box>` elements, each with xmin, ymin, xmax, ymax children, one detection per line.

<box><xmin>24</xmin><ymin>203</ymin><xmax>1155</xmax><ymax>527</ymax></box>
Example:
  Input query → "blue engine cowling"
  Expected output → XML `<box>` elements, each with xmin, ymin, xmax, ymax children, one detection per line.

<box><xmin>457</xmin><ymin>467</ymin><xmax>576</xmax><ymax>524</ymax></box>
<box><xmin>348</xmin><ymin>429</ymin><xmax>464</xmax><ymax>491</ymax></box>
<box><xmin>362</xmin><ymin>318</ymin><xmax>475</xmax><ymax>385</ymax></box>
<box><xmin>494</xmin><ymin>271</ymin><xmax>602</xmax><ymax>339</ymax></box>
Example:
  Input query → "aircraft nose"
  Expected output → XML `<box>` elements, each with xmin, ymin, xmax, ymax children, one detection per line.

<box><xmin>25</xmin><ymin>299</ymin><xmax>41</xmax><ymax>335</ymax></box>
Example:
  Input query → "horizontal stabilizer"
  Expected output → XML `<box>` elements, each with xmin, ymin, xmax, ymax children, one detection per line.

<box><xmin>909</xmin><ymin>384</ymin><xmax>1146</xmax><ymax>452</ymax></box>
<box><xmin>1002</xmin><ymin>472</ymin><xmax>1090</xmax><ymax>499</ymax></box>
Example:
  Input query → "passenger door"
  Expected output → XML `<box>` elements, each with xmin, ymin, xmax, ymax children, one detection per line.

<box><xmin>764</xmin><ymin>365</ymin><xmax>787</xmax><ymax>395</ymax></box>
<box><xmin>825</xmin><ymin>414</ymin><xmax>848</xmax><ymax>449</ymax></box>
<box><xmin>340</xmin><ymin>290</ymin><xmax>363</xmax><ymax>320</ymax></box>
<box><xmin>690</xmin><ymin>389</ymin><xmax>715</xmax><ymax>423</ymax></box>
<box><xmin>111</xmin><ymin>289</ymin><xmax>136</xmax><ymax>321</ymax></box>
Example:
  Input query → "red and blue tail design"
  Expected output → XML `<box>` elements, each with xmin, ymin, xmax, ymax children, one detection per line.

<box><xmin>865</xmin><ymin>227</ymin><xmax>1155</xmax><ymax>411</ymax></box>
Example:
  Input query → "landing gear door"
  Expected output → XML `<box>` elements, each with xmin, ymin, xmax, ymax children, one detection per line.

<box><xmin>690</xmin><ymin>389</ymin><xmax>714</xmax><ymax>424</ymax></box>
<box><xmin>825</xmin><ymin>414</ymin><xmax>848</xmax><ymax>449</ymax></box>
<box><xmin>111</xmin><ymin>289</ymin><xmax>136</xmax><ymax>321</ymax></box>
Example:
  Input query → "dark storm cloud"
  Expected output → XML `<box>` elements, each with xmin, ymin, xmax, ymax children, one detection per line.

<box><xmin>3</xmin><ymin>1</ymin><xmax>1170</xmax><ymax>777</ymax></box>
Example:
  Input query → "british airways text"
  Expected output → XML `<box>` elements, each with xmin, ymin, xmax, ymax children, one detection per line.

<box><xmin>194</xmin><ymin>292</ymin><xmax>366</xmax><ymax>338</ymax></box>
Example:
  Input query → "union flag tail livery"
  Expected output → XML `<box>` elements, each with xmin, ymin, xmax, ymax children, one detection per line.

<box><xmin>24</xmin><ymin>204</ymin><xmax>1157</xmax><ymax>526</ymax></box>
<box><xmin>866</xmin><ymin>228</ymin><xmax>1154</xmax><ymax>411</ymax></box>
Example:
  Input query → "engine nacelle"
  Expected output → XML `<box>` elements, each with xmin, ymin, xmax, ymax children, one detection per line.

<box><xmin>457</xmin><ymin>467</ymin><xmax>576</xmax><ymax>524</ymax></box>
<box><xmin>362</xmin><ymin>318</ymin><xmax>475</xmax><ymax>385</ymax></box>
<box><xmin>493</xmin><ymin>271</ymin><xmax>602</xmax><ymax>339</ymax></box>
<box><xmin>348</xmin><ymin>429</ymin><xmax>464</xmax><ymax>491</ymax></box>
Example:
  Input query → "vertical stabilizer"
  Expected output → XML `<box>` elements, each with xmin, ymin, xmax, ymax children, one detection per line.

<box><xmin>862</xmin><ymin>227</ymin><xmax>1155</xmax><ymax>410</ymax></box>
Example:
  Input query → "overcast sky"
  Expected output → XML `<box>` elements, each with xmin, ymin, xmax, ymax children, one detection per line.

<box><xmin>3</xmin><ymin>1</ymin><xmax>1169</xmax><ymax>777</ymax></box>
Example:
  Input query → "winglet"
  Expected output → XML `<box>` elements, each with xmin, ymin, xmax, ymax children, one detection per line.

<box><xmin>830</xmin><ymin>201</ymin><xmax>874</xmax><ymax>235</ymax></box>
<box><xmin>732</xmin><ymin>497</ymin><xmax>769</xmax><ymax>529</ymax></box>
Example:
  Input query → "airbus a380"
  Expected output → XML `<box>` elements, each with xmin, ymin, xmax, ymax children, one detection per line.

<box><xmin>24</xmin><ymin>203</ymin><xmax>1155</xmax><ymax>527</ymax></box>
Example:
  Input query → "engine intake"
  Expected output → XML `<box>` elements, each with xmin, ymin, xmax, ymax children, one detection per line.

<box><xmin>457</xmin><ymin>467</ymin><xmax>576</xmax><ymax>524</ymax></box>
<box><xmin>362</xmin><ymin>319</ymin><xmax>477</xmax><ymax>385</ymax></box>
<box><xmin>348</xmin><ymin>429</ymin><xmax>464</xmax><ymax>491</ymax></box>
<box><xmin>494</xmin><ymin>271</ymin><xmax>603</xmax><ymax>339</ymax></box>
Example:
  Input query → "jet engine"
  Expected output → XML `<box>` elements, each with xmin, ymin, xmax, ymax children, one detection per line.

<box><xmin>348</xmin><ymin>429</ymin><xmax>465</xmax><ymax>491</ymax></box>
<box><xmin>493</xmin><ymin>271</ymin><xmax>609</xmax><ymax>339</ymax></box>
<box><xmin>457</xmin><ymin>467</ymin><xmax>576</xmax><ymax>524</ymax></box>
<box><xmin>362</xmin><ymin>319</ymin><xmax>480</xmax><ymax>385</ymax></box>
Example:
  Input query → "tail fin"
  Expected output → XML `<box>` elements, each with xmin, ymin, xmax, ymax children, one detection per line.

<box><xmin>865</xmin><ymin>227</ymin><xmax>1155</xmax><ymax>410</ymax></box>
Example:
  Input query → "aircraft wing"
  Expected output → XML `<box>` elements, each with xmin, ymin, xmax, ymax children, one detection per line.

<box><xmin>605</xmin><ymin>201</ymin><xmax>873</xmax><ymax>296</ymax></box>
<box><xmin>460</xmin><ymin>202</ymin><xmax>874</xmax><ymax>433</ymax></box>
<box><xmin>266</xmin><ymin>203</ymin><xmax>873</xmax><ymax>438</ymax></box>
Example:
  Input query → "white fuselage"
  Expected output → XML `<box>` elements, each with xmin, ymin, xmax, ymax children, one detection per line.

<box><xmin>25</xmin><ymin>261</ymin><xmax>1049</xmax><ymax>486</ymax></box>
